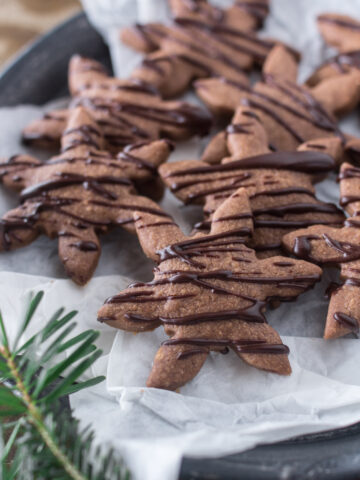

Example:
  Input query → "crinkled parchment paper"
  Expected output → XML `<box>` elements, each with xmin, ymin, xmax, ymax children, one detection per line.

<box><xmin>2</xmin><ymin>1</ymin><xmax>360</xmax><ymax>478</ymax></box>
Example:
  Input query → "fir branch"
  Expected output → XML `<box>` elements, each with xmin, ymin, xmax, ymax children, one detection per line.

<box><xmin>0</xmin><ymin>291</ymin><xmax>129</xmax><ymax>480</ymax></box>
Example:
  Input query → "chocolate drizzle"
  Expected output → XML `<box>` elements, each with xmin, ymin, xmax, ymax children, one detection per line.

<box><xmin>131</xmin><ymin>4</ymin><xmax>273</xmax><ymax>86</ymax></box>
<box><xmin>125</xmin><ymin>306</ymin><xmax>266</xmax><ymax>326</ymax></box>
<box><xmin>340</xmin><ymin>195</ymin><xmax>360</xmax><ymax>207</ymax></box>
<box><xmin>181</xmin><ymin>0</ymin><xmax>224</xmax><ymax>23</ymax></box>
<box><xmin>173</xmin><ymin>16</ymin><xmax>272</xmax><ymax>63</ymax></box>
<box><xmin>72</xmin><ymin>94</ymin><xmax>211</xmax><ymax>143</ymax></box>
<box><xmin>235</xmin><ymin>0</ymin><xmax>269</xmax><ymax>26</ymax></box>
<box><xmin>157</xmin><ymin>228</ymin><xmax>251</xmax><ymax>267</ymax></box>
<box><xmin>338</xmin><ymin>166</ymin><xmax>360</xmax><ymax>181</ymax></box>
<box><xmin>327</xmin><ymin>50</ymin><xmax>360</xmax><ymax>73</ymax></box>
<box><xmin>167</xmin><ymin>151</ymin><xmax>335</xmax><ymax>177</ymax></box>
<box><xmin>252</xmin><ymin>202</ymin><xmax>343</xmax><ymax>229</ymax></box>
<box><xmin>293</xmin><ymin>234</ymin><xmax>321</xmax><ymax>261</ymax></box>
<box><xmin>70</xmin><ymin>241</ymin><xmax>99</xmax><ymax>252</ymax></box>
<box><xmin>250</xmin><ymin>187</ymin><xmax>316</xmax><ymax>200</ymax></box>
<box><xmin>333</xmin><ymin>312</ymin><xmax>359</xmax><ymax>332</ymax></box>
<box><xmin>218</xmin><ymin>76</ymin><xmax>343</xmax><ymax>142</ymax></box>
<box><xmin>196</xmin><ymin>202</ymin><xmax>342</xmax><ymax>232</ymax></box>
<box><xmin>318</xmin><ymin>15</ymin><xmax>360</xmax><ymax>31</ymax></box>
<box><xmin>293</xmin><ymin>233</ymin><xmax>360</xmax><ymax>264</ymax></box>
<box><xmin>20</xmin><ymin>173</ymin><xmax>132</xmax><ymax>202</ymax></box>
<box><xmin>162</xmin><ymin>337</ymin><xmax>290</xmax><ymax>356</ymax></box>
<box><xmin>226</xmin><ymin>122</ymin><xmax>252</xmax><ymax>134</ymax></box>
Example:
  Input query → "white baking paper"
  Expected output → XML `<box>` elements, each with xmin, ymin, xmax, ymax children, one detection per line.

<box><xmin>2</xmin><ymin>0</ymin><xmax>360</xmax><ymax>479</ymax></box>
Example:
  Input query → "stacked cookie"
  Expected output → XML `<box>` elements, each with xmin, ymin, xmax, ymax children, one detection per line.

<box><xmin>2</xmin><ymin>0</ymin><xmax>360</xmax><ymax>391</ymax></box>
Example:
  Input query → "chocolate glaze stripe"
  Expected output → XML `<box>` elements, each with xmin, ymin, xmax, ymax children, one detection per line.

<box><xmin>0</xmin><ymin>194</ymin><xmax>169</xmax><ymax>250</ymax></box>
<box><xmin>253</xmin><ymin>202</ymin><xmax>342</xmax><ymax>216</ymax></box>
<box><xmin>157</xmin><ymin>228</ymin><xmax>251</xmax><ymax>266</ymax></box>
<box><xmin>181</xmin><ymin>0</ymin><xmax>224</xmax><ymax>23</ymax></box>
<box><xmin>166</xmin><ymin>151</ymin><xmax>335</xmax><ymax>177</ymax></box>
<box><xmin>76</xmin><ymin>62</ymin><xmax>108</xmax><ymax>75</ymax></box>
<box><xmin>185</xmin><ymin>179</ymin><xmax>251</xmax><ymax>201</ymax></box>
<box><xmin>226</xmin><ymin>122</ymin><xmax>253</xmax><ymax>134</ymax></box>
<box><xmin>137</xmin><ymin>221</ymin><xmax>176</xmax><ymax>229</ymax></box>
<box><xmin>45</xmin><ymin>154</ymin><xmax>155</xmax><ymax>173</ymax></box>
<box><xmin>344</xmin><ymin>278</ymin><xmax>360</xmax><ymax>287</ymax></box>
<box><xmin>142</xmin><ymin>54</ymin><xmax>212</xmax><ymax>77</ymax></box>
<box><xmin>73</xmin><ymin>96</ymin><xmax>211</xmax><ymax>137</ymax></box>
<box><xmin>162</xmin><ymin>337</ymin><xmax>290</xmax><ymax>356</ymax></box>
<box><xmin>318</xmin><ymin>15</ymin><xmax>360</xmax><ymax>31</ymax></box>
<box><xmin>106</xmin><ymin>292</ymin><xmax>195</xmax><ymax>304</ymax></box>
<box><xmin>340</xmin><ymin>195</ymin><xmax>360</xmax><ymax>207</ymax></box>
<box><xmin>334</xmin><ymin>312</ymin><xmax>359</xmax><ymax>332</ymax></box>
<box><xmin>130</xmin><ymin>270</ymin><xmax>320</xmax><ymax>298</ymax></box>
<box><xmin>116</xmin><ymin>103</ymin><xmax>212</xmax><ymax>134</ymax></box>
<box><xmin>70</xmin><ymin>241</ymin><xmax>99</xmax><ymax>252</ymax></box>
<box><xmin>345</xmin><ymin>218</ymin><xmax>360</xmax><ymax>228</ymax></box>
<box><xmin>217</xmin><ymin>77</ymin><xmax>341</xmax><ymax>138</ymax></box>
<box><xmin>81</xmin><ymin>80</ymin><xmax>160</xmax><ymax>96</ymax></box>
<box><xmin>254</xmin><ymin>218</ymin><xmax>343</xmax><ymax>229</ymax></box>
<box><xmin>20</xmin><ymin>174</ymin><xmax>132</xmax><ymax>202</ymax></box>
<box><xmin>132</xmin><ymin>23</ymin><xmax>159</xmax><ymax>50</ymax></box>
<box><xmin>174</xmin><ymin>18</ymin><xmax>273</xmax><ymax>49</ymax></box>
<box><xmin>326</xmin><ymin>51</ymin><xmax>360</xmax><ymax>73</ymax></box>
<box><xmin>214</xmin><ymin>213</ymin><xmax>253</xmax><ymax>222</ymax></box>
<box><xmin>89</xmin><ymin>200</ymin><xmax>171</xmax><ymax>218</ymax></box>
<box><xmin>64</xmin><ymin>124</ymin><xmax>101</xmax><ymax>138</ymax></box>
<box><xmin>140</xmin><ymin>19</ymin><xmax>271</xmax><ymax>74</ymax></box>
<box><xmin>44</xmin><ymin>112</ymin><xmax>67</xmax><ymax>121</ymax></box>
<box><xmin>202</xmin><ymin>187</ymin><xmax>317</xmax><ymax>215</ymax></box>
<box><xmin>124</xmin><ymin>306</ymin><xmax>267</xmax><ymax>326</ymax></box>
<box><xmin>246</xmin><ymin>98</ymin><xmax>305</xmax><ymax>143</ymax></box>
<box><xmin>293</xmin><ymin>233</ymin><xmax>360</xmax><ymax>263</ymax></box>
<box><xmin>195</xmin><ymin>203</ymin><xmax>342</xmax><ymax>231</ymax></box>
<box><xmin>265</xmin><ymin>75</ymin><xmax>341</xmax><ymax>135</ymax></box>
<box><xmin>265</xmin><ymin>77</ymin><xmax>339</xmax><ymax>132</ymax></box>
<box><xmin>235</xmin><ymin>0</ymin><xmax>269</xmax><ymax>23</ymax></box>
<box><xmin>118</xmin><ymin>151</ymin><xmax>157</xmax><ymax>172</ymax></box>
<box><xmin>250</xmin><ymin>187</ymin><xmax>316</xmax><ymax>199</ymax></box>
<box><xmin>0</xmin><ymin>219</ymin><xmax>34</xmax><ymax>249</ymax></box>
<box><xmin>22</xmin><ymin>133</ymin><xmax>60</xmax><ymax>146</ymax></box>
<box><xmin>170</xmin><ymin>172</ymin><xmax>251</xmax><ymax>193</ymax></box>
<box><xmin>338</xmin><ymin>166</ymin><xmax>360</xmax><ymax>180</ymax></box>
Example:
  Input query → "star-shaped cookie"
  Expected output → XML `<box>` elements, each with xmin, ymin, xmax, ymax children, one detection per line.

<box><xmin>283</xmin><ymin>161</ymin><xmax>360</xmax><ymax>339</ymax></box>
<box><xmin>195</xmin><ymin>44</ymin><xmax>360</xmax><ymax>151</ymax></box>
<box><xmin>22</xmin><ymin>55</ymin><xmax>212</xmax><ymax>151</ymax></box>
<box><xmin>159</xmin><ymin>105</ymin><xmax>344</xmax><ymax>257</ymax></box>
<box><xmin>120</xmin><ymin>0</ymin><xmax>274</xmax><ymax>98</ymax></box>
<box><xmin>98</xmin><ymin>189</ymin><xmax>321</xmax><ymax>390</ymax></box>
<box><xmin>307</xmin><ymin>13</ymin><xmax>360</xmax><ymax>113</ymax></box>
<box><xmin>0</xmin><ymin>107</ymin><xmax>171</xmax><ymax>285</ymax></box>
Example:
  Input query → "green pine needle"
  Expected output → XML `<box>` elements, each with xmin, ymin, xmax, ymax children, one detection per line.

<box><xmin>0</xmin><ymin>290</ymin><xmax>129</xmax><ymax>480</ymax></box>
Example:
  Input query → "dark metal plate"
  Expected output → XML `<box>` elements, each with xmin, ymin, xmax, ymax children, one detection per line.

<box><xmin>1</xmin><ymin>12</ymin><xmax>360</xmax><ymax>480</ymax></box>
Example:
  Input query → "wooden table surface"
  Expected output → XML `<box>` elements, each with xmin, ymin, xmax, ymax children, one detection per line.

<box><xmin>0</xmin><ymin>0</ymin><xmax>81</xmax><ymax>67</ymax></box>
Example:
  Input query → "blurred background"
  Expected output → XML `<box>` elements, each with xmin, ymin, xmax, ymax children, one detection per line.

<box><xmin>0</xmin><ymin>0</ymin><xmax>81</xmax><ymax>67</ymax></box>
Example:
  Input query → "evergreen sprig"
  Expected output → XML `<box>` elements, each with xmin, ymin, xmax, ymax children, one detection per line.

<box><xmin>0</xmin><ymin>291</ymin><xmax>130</xmax><ymax>480</ymax></box>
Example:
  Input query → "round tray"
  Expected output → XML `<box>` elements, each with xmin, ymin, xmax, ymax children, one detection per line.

<box><xmin>1</xmin><ymin>12</ymin><xmax>360</xmax><ymax>480</ymax></box>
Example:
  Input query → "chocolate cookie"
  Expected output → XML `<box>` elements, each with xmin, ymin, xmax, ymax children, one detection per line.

<box><xmin>98</xmin><ymin>189</ymin><xmax>321</xmax><ymax>390</ymax></box>
<box><xmin>22</xmin><ymin>55</ymin><xmax>212</xmax><ymax>151</ymax></box>
<box><xmin>160</xmin><ymin>106</ymin><xmax>344</xmax><ymax>257</ymax></box>
<box><xmin>120</xmin><ymin>0</ymin><xmax>273</xmax><ymax>98</ymax></box>
<box><xmin>317</xmin><ymin>13</ymin><xmax>360</xmax><ymax>53</ymax></box>
<box><xmin>195</xmin><ymin>44</ymin><xmax>360</xmax><ymax>151</ymax></box>
<box><xmin>0</xmin><ymin>107</ymin><xmax>171</xmax><ymax>285</ymax></box>
<box><xmin>307</xmin><ymin>14</ymin><xmax>360</xmax><ymax>90</ymax></box>
<box><xmin>282</xmin><ymin>161</ymin><xmax>360</xmax><ymax>339</ymax></box>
